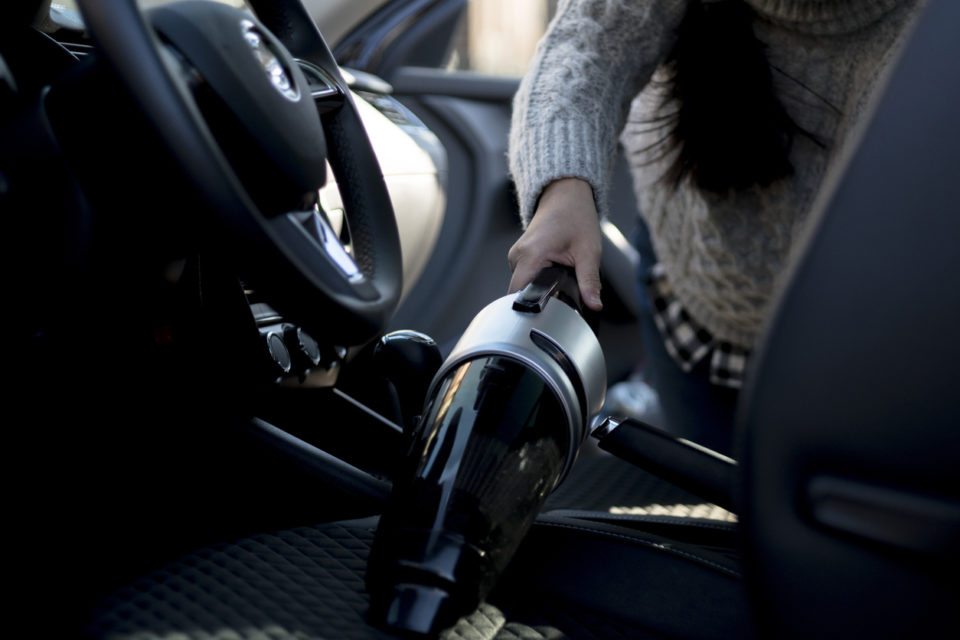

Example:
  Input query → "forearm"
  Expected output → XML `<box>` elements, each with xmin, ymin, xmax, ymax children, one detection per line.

<box><xmin>508</xmin><ymin>0</ymin><xmax>688</xmax><ymax>226</ymax></box>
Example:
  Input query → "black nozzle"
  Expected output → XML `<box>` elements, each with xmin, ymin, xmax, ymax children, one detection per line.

<box><xmin>366</xmin><ymin>356</ymin><xmax>572</xmax><ymax>636</ymax></box>
<box><xmin>366</xmin><ymin>528</ymin><xmax>485</xmax><ymax>637</ymax></box>
<box><xmin>368</xmin><ymin>584</ymin><xmax>455</xmax><ymax>637</ymax></box>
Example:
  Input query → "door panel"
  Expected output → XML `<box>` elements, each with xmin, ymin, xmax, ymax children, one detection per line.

<box><xmin>337</xmin><ymin>2</ymin><xmax>644</xmax><ymax>381</ymax></box>
<box><xmin>386</xmin><ymin>69</ymin><xmax>518</xmax><ymax>348</ymax></box>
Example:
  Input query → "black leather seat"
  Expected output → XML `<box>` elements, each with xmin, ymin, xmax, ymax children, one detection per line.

<box><xmin>84</xmin><ymin>1</ymin><xmax>959</xmax><ymax>638</ymax></box>
<box><xmin>735</xmin><ymin>0</ymin><xmax>960</xmax><ymax>633</ymax></box>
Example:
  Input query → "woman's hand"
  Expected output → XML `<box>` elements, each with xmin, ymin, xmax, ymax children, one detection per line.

<box><xmin>508</xmin><ymin>177</ymin><xmax>603</xmax><ymax>311</ymax></box>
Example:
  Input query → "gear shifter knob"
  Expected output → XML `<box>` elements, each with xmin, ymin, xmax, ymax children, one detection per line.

<box><xmin>373</xmin><ymin>330</ymin><xmax>443</xmax><ymax>432</ymax></box>
<box><xmin>367</xmin><ymin>266</ymin><xmax>606</xmax><ymax>636</ymax></box>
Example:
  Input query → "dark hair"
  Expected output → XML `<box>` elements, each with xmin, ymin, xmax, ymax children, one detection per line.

<box><xmin>660</xmin><ymin>0</ymin><xmax>817</xmax><ymax>193</ymax></box>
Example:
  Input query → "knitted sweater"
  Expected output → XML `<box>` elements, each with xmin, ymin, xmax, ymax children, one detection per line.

<box><xmin>509</xmin><ymin>0</ymin><xmax>923</xmax><ymax>349</ymax></box>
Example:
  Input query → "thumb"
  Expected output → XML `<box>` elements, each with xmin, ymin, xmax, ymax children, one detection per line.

<box><xmin>575</xmin><ymin>255</ymin><xmax>603</xmax><ymax>312</ymax></box>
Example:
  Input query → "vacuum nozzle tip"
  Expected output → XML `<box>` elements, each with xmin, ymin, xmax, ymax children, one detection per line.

<box><xmin>370</xmin><ymin>584</ymin><xmax>457</xmax><ymax>637</ymax></box>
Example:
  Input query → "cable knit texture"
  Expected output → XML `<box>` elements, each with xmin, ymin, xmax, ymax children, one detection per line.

<box><xmin>509</xmin><ymin>0</ymin><xmax>923</xmax><ymax>348</ymax></box>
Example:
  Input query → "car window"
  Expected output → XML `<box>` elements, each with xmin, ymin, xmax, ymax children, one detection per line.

<box><xmin>443</xmin><ymin>0</ymin><xmax>557</xmax><ymax>77</ymax></box>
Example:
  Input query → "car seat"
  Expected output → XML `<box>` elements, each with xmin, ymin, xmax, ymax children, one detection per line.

<box><xmin>83</xmin><ymin>1</ymin><xmax>959</xmax><ymax>638</ymax></box>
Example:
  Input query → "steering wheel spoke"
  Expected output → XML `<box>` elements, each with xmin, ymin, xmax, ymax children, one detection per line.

<box><xmin>284</xmin><ymin>206</ymin><xmax>364</xmax><ymax>284</ymax></box>
<box><xmin>297</xmin><ymin>59</ymin><xmax>345</xmax><ymax>114</ymax></box>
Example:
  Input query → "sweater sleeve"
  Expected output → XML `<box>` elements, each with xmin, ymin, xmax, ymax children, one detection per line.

<box><xmin>508</xmin><ymin>0</ymin><xmax>688</xmax><ymax>226</ymax></box>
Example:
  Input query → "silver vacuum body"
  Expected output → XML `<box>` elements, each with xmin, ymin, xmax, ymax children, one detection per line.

<box><xmin>432</xmin><ymin>290</ymin><xmax>607</xmax><ymax>478</ymax></box>
<box><xmin>367</xmin><ymin>267</ymin><xmax>606</xmax><ymax>636</ymax></box>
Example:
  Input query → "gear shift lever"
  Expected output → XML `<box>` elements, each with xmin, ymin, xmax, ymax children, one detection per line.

<box><xmin>372</xmin><ymin>330</ymin><xmax>443</xmax><ymax>433</ymax></box>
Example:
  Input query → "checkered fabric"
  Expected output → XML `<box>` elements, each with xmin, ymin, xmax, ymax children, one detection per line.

<box><xmin>646</xmin><ymin>264</ymin><xmax>749</xmax><ymax>389</ymax></box>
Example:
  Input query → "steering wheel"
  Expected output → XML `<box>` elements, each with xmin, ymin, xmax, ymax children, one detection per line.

<box><xmin>75</xmin><ymin>0</ymin><xmax>403</xmax><ymax>345</ymax></box>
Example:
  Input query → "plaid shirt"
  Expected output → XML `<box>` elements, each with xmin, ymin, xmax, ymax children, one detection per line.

<box><xmin>645</xmin><ymin>264</ymin><xmax>749</xmax><ymax>389</ymax></box>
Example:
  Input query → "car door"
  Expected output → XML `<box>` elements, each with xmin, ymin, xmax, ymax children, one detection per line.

<box><xmin>331</xmin><ymin>0</ymin><xmax>645</xmax><ymax>381</ymax></box>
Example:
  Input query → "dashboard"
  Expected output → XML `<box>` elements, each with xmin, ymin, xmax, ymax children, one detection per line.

<box><xmin>5</xmin><ymin>0</ymin><xmax>448</xmax><ymax>397</ymax></box>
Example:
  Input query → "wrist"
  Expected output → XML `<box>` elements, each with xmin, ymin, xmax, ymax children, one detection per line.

<box><xmin>536</xmin><ymin>178</ymin><xmax>597</xmax><ymax>218</ymax></box>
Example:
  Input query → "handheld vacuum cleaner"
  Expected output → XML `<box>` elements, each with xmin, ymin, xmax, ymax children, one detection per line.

<box><xmin>366</xmin><ymin>265</ymin><xmax>606</xmax><ymax>636</ymax></box>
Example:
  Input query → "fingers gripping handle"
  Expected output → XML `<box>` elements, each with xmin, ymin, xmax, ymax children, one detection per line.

<box><xmin>512</xmin><ymin>264</ymin><xmax>583</xmax><ymax>314</ymax></box>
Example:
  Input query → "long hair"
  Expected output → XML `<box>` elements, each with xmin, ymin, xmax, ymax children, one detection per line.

<box><xmin>661</xmin><ymin>0</ymin><xmax>817</xmax><ymax>193</ymax></box>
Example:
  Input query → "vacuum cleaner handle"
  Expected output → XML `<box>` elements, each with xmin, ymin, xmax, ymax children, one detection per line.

<box><xmin>514</xmin><ymin>264</ymin><xmax>599</xmax><ymax>334</ymax></box>
<box><xmin>513</xmin><ymin>263</ymin><xmax>581</xmax><ymax>313</ymax></box>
